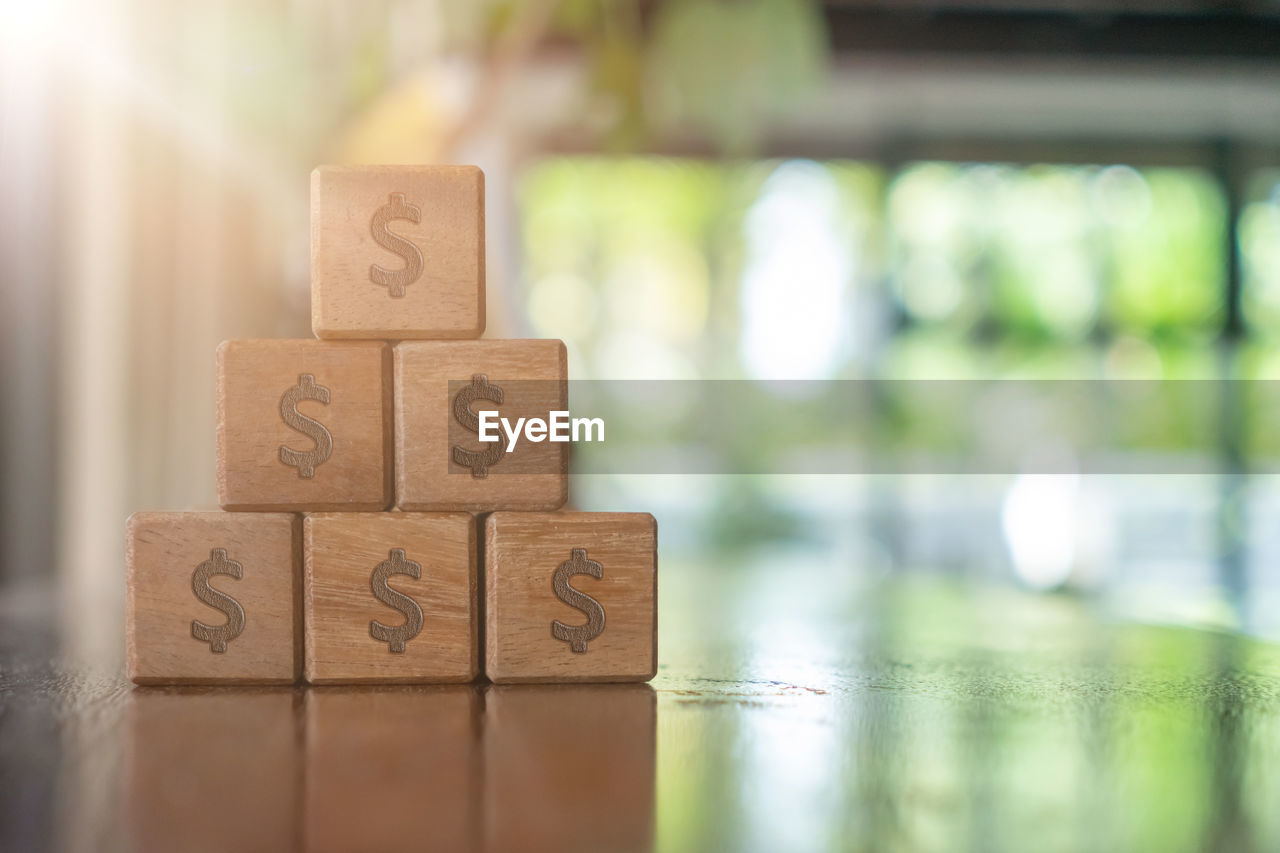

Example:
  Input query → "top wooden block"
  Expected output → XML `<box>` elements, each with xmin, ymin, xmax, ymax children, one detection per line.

<box><xmin>311</xmin><ymin>165</ymin><xmax>485</xmax><ymax>340</ymax></box>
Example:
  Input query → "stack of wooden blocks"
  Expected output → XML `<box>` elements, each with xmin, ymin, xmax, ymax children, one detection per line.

<box><xmin>126</xmin><ymin>165</ymin><xmax>657</xmax><ymax>685</ymax></box>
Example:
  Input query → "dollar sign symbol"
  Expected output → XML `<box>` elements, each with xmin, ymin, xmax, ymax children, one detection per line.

<box><xmin>451</xmin><ymin>374</ymin><xmax>505</xmax><ymax>478</ymax></box>
<box><xmin>369</xmin><ymin>192</ymin><xmax>424</xmax><ymax>298</ymax></box>
<box><xmin>551</xmin><ymin>548</ymin><xmax>606</xmax><ymax>654</ymax></box>
<box><xmin>369</xmin><ymin>549</ymin><xmax>425</xmax><ymax>654</ymax></box>
<box><xmin>191</xmin><ymin>548</ymin><xmax>246</xmax><ymax>654</ymax></box>
<box><xmin>279</xmin><ymin>374</ymin><xmax>333</xmax><ymax>479</ymax></box>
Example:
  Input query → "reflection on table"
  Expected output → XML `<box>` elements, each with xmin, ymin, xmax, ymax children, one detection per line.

<box><xmin>303</xmin><ymin>686</ymin><xmax>481</xmax><ymax>853</ymax></box>
<box><xmin>124</xmin><ymin>688</ymin><xmax>299</xmax><ymax>853</ymax></box>
<box><xmin>121</xmin><ymin>683</ymin><xmax>655</xmax><ymax>853</ymax></box>
<box><xmin>484</xmin><ymin>685</ymin><xmax>655</xmax><ymax>853</ymax></box>
<box><xmin>11</xmin><ymin>566</ymin><xmax>1280</xmax><ymax>853</ymax></box>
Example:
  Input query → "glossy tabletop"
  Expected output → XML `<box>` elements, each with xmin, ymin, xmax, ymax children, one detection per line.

<box><xmin>4</xmin><ymin>560</ymin><xmax>1280</xmax><ymax>853</ymax></box>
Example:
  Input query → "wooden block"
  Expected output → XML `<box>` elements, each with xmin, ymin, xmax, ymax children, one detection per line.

<box><xmin>303</xmin><ymin>512</ymin><xmax>478</xmax><ymax>683</ymax></box>
<box><xmin>125</xmin><ymin>688</ymin><xmax>300</xmax><ymax>852</ymax></box>
<box><xmin>395</xmin><ymin>340</ymin><xmax>568</xmax><ymax>512</ymax></box>
<box><xmin>217</xmin><ymin>339</ymin><xmax>392</xmax><ymax>511</ymax></box>
<box><xmin>485</xmin><ymin>685</ymin><xmax>655</xmax><ymax>853</ymax></box>
<box><xmin>485</xmin><ymin>512</ymin><xmax>657</xmax><ymax>683</ymax></box>
<box><xmin>126</xmin><ymin>512</ymin><xmax>300</xmax><ymax>684</ymax></box>
<box><xmin>305</xmin><ymin>687</ymin><xmax>481</xmax><ymax>853</ymax></box>
<box><xmin>311</xmin><ymin>165</ymin><xmax>485</xmax><ymax>339</ymax></box>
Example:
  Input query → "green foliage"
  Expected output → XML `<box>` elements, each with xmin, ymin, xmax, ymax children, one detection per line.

<box><xmin>887</xmin><ymin>163</ymin><xmax>1226</xmax><ymax>346</ymax></box>
<box><xmin>648</xmin><ymin>0</ymin><xmax>828</xmax><ymax>153</ymax></box>
<box><xmin>522</xmin><ymin>155</ymin><xmax>1263</xmax><ymax>464</ymax></box>
<box><xmin>1106</xmin><ymin>169</ymin><xmax>1225</xmax><ymax>341</ymax></box>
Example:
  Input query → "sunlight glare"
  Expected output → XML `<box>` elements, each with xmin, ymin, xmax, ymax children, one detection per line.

<box><xmin>1002</xmin><ymin>474</ymin><xmax>1079</xmax><ymax>590</ymax></box>
<box><xmin>740</xmin><ymin>161</ymin><xmax>851</xmax><ymax>380</ymax></box>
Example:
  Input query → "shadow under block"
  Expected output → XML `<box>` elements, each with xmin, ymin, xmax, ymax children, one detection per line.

<box><xmin>311</xmin><ymin>164</ymin><xmax>485</xmax><ymax>339</ymax></box>
<box><xmin>485</xmin><ymin>512</ymin><xmax>657</xmax><ymax>683</ymax></box>
<box><xmin>303</xmin><ymin>513</ymin><xmax>478</xmax><ymax>683</ymax></box>
<box><xmin>484</xmin><ymin>685</ymin><xmax>656</xmax><ymax>853</ymax></box>
<box><xmin>126</xmin><ymin>512</ymin><xmax>301</xmax><ymax>684</ymax></box>
<box><xmin>394</xmin><ymin>339</ymin><xmax>568</xmax><ymax>512</ymax></box>
<box><xmin>217</xmin><ymin>339</ymin><xmax>392</xmax><ymax>511</ymax></box>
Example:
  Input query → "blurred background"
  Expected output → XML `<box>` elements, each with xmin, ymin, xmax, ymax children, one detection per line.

<box><xmin>3</xmin><ymin>0</ymin><xmax>1280</xmax><ymax>631</ymax></box>
<box><xmin>4</xmin><ymin>0</ymin><xmax>1280</xmax><ymax>633</ymax></box>
<box><xmin>4</xmin><ymin>2</ymin><xmax>1280</xmax><ymax>850</ymax></box>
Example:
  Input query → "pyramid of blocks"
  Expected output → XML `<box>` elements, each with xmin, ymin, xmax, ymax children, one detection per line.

<box><xmin>126</xmin><ymin>166</ymin><xmax>657</xmax><ymax>685</ymax></box>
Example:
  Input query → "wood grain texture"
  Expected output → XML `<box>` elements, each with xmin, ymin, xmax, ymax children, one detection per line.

<box><xmin>217</xmin><ymin>339</ymin><xmax>392</xmax><ymax>511</ymax></box>
<box><xmin>311</xmin><ymin>165</ymin><xmax>485</xmax><ymax>339</ymax></box>
<box><xmin>125</xmin><ymin>688</ymin><xmax>299</xmax><ymax>852</ymax></box>
<box><xmin>304</xmin><ymin>687</ymin><xmax>481</xmax><ymax>853</ymax></box>
<box><xmin>485</xmin><ymin>512</ymin><xmax>657</xmax><ymax>683</ymax></box>
<box><xmin>395</xmin><ymin>340</ymin><xmax>568</xmax><ymax>512</ymax></box>
<box><xmin>484</xmin><ymin>685</ymin><xmax>655</xmax><ymax>853</ymax></box>
<box><xmin>126</xmin><ymin>512</ymin><xmax>300</xmax><ymax>684</ymax></box>
<box><xmin>303</xmin><ymin>512</ymin><xmax>477</xmax><ymax>683</ymax></box>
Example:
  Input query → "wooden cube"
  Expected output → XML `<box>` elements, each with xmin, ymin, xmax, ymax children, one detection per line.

<box><xmin>484</xmin><ymin>512</ymin><xmax>657</xmax><ymax>683</ymax></box>
<box><xmin>395</xmin><ymin>340</ymin><xmax>568</xmax><ymax>512</ymax></box>
<box><xmin>303</xmin><ymin>512</ymin><xmax>477</xmax><ymax>683</ymax></box>
<box><xmin>311</xmin><ymin>165</ymin><xmax>485</xmax><ymax>339</ymax></box>
<box><xmin>125</xmin><ymin>688</ymin><xmax>300</xmax><ymax>852</ymax></box>
<box><xmin>485</xmin><ymin>685</ymin><xmax>655</xmax><ymax>852</ymax></box>
<box><xmin>304</xmin><ymin>687</ymin><xmax>481</xmax><ymax>853</ymax></box>
<box><xmin>126</xmin><ymin>512</ymin><xmax>300</xmax><ymax>684</ymax></box>
<box><xmin>217</xmin><ymin>339</ymin><xmax>392</xmax><ymax>511</ymax></box>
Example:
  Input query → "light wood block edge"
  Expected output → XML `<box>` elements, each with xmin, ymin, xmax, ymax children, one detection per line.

<box><xmin>301</xmin><ymin>513</ymin><xmax>480</xmax><ymax>685</ymax></box>
<box><xmin>483</xmin><ymin>512</ymin><xmax>659</xmax><ymax>685</ymax></box>
<box><xmin>309</xmin><ymin>165</ymin><xmax>486</xmax><ymax>341</ymax></box>
<box><xmin>125</xmin><ymin>511</ymin><xmax>303</xmax><ymax>686</ymax></box>
<box><xmin>214</xmin><ymin>340</ymin><xmax>395</xmax><ymax>512</ymax></box>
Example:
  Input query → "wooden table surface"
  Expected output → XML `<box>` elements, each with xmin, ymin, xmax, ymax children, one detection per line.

<box><xmin>4</xmin><ymin>559</ymin><xmax>1280</xmax><ymax>853</ymax></box>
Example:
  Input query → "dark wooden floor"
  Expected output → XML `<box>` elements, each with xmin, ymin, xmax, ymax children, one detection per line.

<box><xmin>4</xmin><ymin>562</ymin><xmax>1280</xmax><ymax>852</ymax></box>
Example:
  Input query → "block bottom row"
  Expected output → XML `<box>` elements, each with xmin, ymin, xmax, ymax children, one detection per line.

<box><xmin>126</xmin><ymin>510</ymin><xmax>656</xmax><ymax>685</ymax></box>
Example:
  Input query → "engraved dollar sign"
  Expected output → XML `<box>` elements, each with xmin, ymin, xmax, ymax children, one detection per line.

<box><xmin>191</xmin><ymin>548</ymin><xmax>246</xmax><ymax>654</ymax></box>
<box><xmin>451</xmin><ymin>374</ymin><xmax>505</xmax><ymax>478</ymax></box>
<box><xmin>369</xmin><ymin>549</ymin><xmax>425</xmax><ymax>653</ymax></box>
<box><xmin>551</xmin><ymin>548</ymin><xmax>606</xmax><ymax>654</ymax></box>
<box><xmin>279</xmin><ymin>373</ymin><xmax>333</xmax><ymax>479</ymax></box>
<box><xmin>369</xmin><ymin>192</ymin><xmax>424</xmax><ymax>298</ymax></box>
